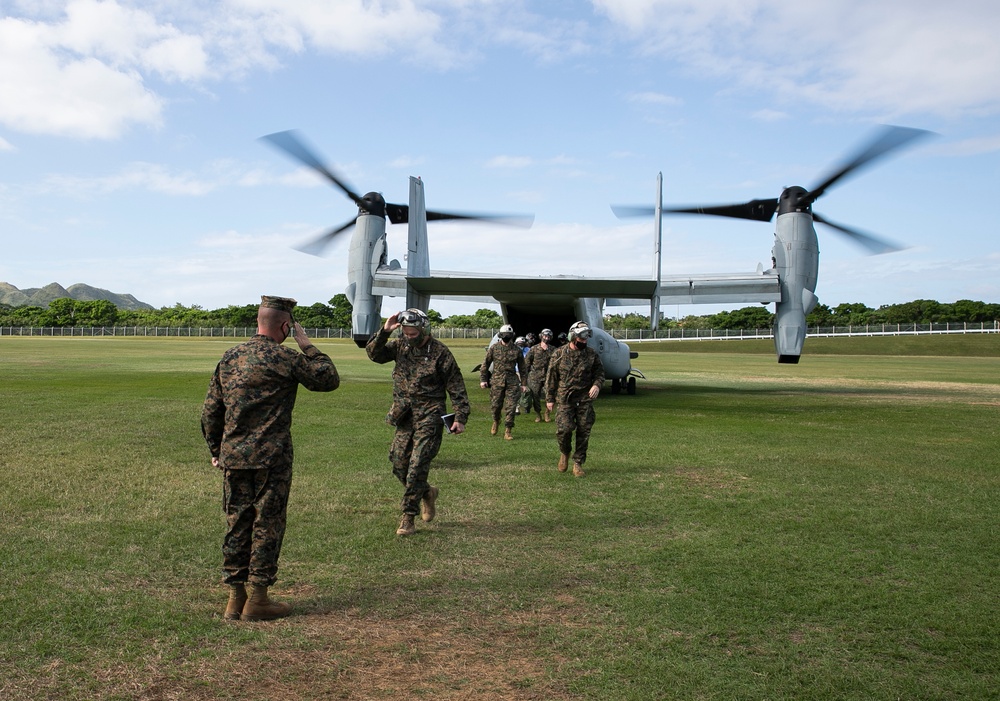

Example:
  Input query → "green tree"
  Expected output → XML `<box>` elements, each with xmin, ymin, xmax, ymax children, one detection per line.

<box><xmin>806</xmin><ymin>303</ymin><xmax>833</xmax><ymax>326</ymax></box>
<box><xmin>605</xmin><ymin>313</ymin><xmax>651</xmax><ymax>330</ymax></box>
<box><xmin>710</xmin><ymin>306</ymin><xmax>774</xmax><ymax>330</ymax></box>
<box><xmin>219</xmin><ymin>304</ymin><xmax>258</xmax><ymax>327</ymax></box>
<box><xmin>445</xmin><ymin>308</ymin><xmax>503</xmax><ymax>328</ymax></box>
<box><xmin>76</xmin><ymin>300</ymin><xmax>118</xmax><ymax>326</ymax></box>
<box><xmin>328</xmin><ymin>294</ymin><xmax>353</xmax><ymax>328</ymax></box>
<box><xmin>678</xmin><ymin>314</ymin><xmax>711</xmax><ymax>329</ymax></box>
<box><xmin>42</xmin><ymin>298</ymin><xmax>78</xmax><ymax>326</ymax></box>
<box><xmin>830</xmin><ymin>302</ymin><xmax>874</xmax><ymax>326</ymax></box>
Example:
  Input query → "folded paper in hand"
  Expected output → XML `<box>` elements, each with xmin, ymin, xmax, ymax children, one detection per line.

<box><xmin>441</xmin><ymin>413</ymin><xmax>456</xmax><ymax>433</ymax></box>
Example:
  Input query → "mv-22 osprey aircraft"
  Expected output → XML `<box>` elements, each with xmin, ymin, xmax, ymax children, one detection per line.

<box><xmin>261</xmin><ymin>125</ymin><xmax>929</xmax><ymax>393</ymax></box>
<box><xmin>261</xmin><ymin>129</ymin><xmax>652</xmax><ymax>394</ymax></box>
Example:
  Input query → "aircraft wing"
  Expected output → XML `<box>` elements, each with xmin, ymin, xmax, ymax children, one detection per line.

<box><xmin>374</xmin><ymin>267</ymin><xmax>780</xmax><ymax>305</ymax></box>
<box><xmin>373</xmin><ymin>267</ymin><xmax>657</xmax><ymax>299</ymax></box>
<box><xmin>607</xmin><ymin>272</ymin><xmax>781</xmax><ymax>305</ymax></box>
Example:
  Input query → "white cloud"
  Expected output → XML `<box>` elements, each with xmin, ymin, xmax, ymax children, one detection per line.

<box><xmin>934</xmin><ymin>134</ymin><xmax>1000</xmax><ymax>157</ymax></box>
<box><xmin>486</xmin><ymin>155</ymin><xmax>534</xmax><ymax>169</ymax></box>
<box><xmin>38</xmin><ymin>162</ymin><xmax>222</xmax><ymax>196</ymax></box>
<box><xmin>627</xmin><ymin>91</ymin><xmax>682</xmax><ymax>106</ymax></box>
<box><xmin>751</xmin><ymin>109</ymin><xmax>788</xmax><ymax>122</ymax></box>
<box><xmin>59</xmin><ymin>0</ymin><xmax>208</xmax><ymax>81</ymax></box>
<box><xmin>225</xmin><ymin>0</ymin><xmax>458</xmax><ymax>67</ymax></box>
<box><xmin>0</xmin><ymin>136</ymin><xmax>14</xmax><ymax>151</ymax></box>
<box><xmin>592</xmin><ymin>0</ymin><xmax>1000</xmax><ymax>118</ymax></box>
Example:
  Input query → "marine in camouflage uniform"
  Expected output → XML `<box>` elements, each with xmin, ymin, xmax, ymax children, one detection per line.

<box><xmin>202</xmin><ymin>295</ymin><xmax>339</xmax><ymax>619</ymax></box>
<box><xmin>545</xmin><ymin>321</ymin><xmax>605</xmax><ymax>477</ymax></box>
<box><xmin>524</xmin><ymin>330</ymin><xmax>556</xmax><ymax>422</ymax></box>
<box><xmin>367</xmin><ymin>309</ymin><xmax>470</xmax><ymax>536</ymax></box>
<box><xmin>479</xmin><ymin>329</ymin><xmax>526</xmax><ymax>438</ymax></box>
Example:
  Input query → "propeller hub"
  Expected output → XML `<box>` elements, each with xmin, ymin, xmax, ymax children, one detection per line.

<box><xmin>360</xmin><ymin>191</ymin><xmax>386</xmax><ymax>218</ymax></box>
<box><xmin>779</xmin><ymin>186</ymin><xmax>811</xmax><ymax>215</ymax></box>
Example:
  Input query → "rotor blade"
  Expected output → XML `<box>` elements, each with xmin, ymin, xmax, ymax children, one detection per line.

<box><xmin>292</xmin><ymin>218</ymin><xmax>356</xmax><ymax>257</ymax></box>
<box><xmin>259</xmin><ymin>130</ymin><xmax>364</xmax><ymax>207</ymax></box>
<box><xmin>385</xmin><ymin>202</ymin><xmax>409</xmax><ymax>225</ymax></box>
<box><xmin>813</xmin><ymin>212</ymin><xmax>905</xmax><ymax>255</ymax></box>
<box><xmin>801</xmin><ymin>125</ymin><xmax>933</xmax><ymax>207</ymax></box>
<box><xmin>385</xmin><ymin>202</ymin><xmax>533</xmax><ymax>228</ymax></box>
<box><xmin>611</xmin><ymin>205</ymin><xmax>655</xmax><ymax>218</ymax></box>
<box><xmin>427</xmin><ymin>210</ymin><xmax>534</xmax><ymax>228</ymax></box>
<box><xmin>613</xmin><ymin>199</ymin><xmax>779</xmax><ymax>222</ymax></box>
<box><xmin>665</xmin><ymin>199</ymin><xmax>779</xmax><ymax>222</ymax></box>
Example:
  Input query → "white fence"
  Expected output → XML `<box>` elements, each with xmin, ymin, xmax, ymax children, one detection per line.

<box><xmin>1</xmin><ymin>322</ymin><xmax>997</xmax><ymax>339</ymax></box>
<box><xmin>618</xmin><ymin>321</ymin><xmax>1000</xmax><ymax>342</ymax></box>
<box><xmin>0</xmin><ymin>326</ymin><xmax>501</xmax><ymax>338</ymax></box>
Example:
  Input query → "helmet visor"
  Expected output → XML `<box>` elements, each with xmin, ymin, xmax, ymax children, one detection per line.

<box><xmin>398</xmin><ymin>310</ymin><xmax>424</xmax><ymax>326</ymax></box>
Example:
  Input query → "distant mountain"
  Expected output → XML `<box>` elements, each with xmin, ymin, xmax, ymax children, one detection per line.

<box><xmin>0</xmin><ymin>282</ymin><xmax>155</xmax><ymax>311</ymax></box>
<box><xmin>0</xmin><ymin>282</ymin><xmax>30</xmax><ymax>307</ymax></box>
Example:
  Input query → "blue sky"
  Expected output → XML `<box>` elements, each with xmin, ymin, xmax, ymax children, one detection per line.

<box><xmin>2</xmin><ymin>0</ymin><xmax>999</xmax><ymax>318</ymax></box>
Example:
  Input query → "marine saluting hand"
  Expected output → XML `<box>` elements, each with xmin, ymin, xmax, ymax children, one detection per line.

<box><xmin>383</xmin><ymin>312</ymin><xmax>401</xmax><ymax>333</ymax></box>
<box><xmin>291</xmin><ymin>322</ymin><xmax>315</xmax><ymax>351</ymax></box>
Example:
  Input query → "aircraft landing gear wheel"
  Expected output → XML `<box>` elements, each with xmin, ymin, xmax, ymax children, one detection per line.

<box><xmin>627</xmin><ymin>376</ymin><xmax>636</xmax><ymax>395</ymax></box>
<box><xmin>611</xmin><ymin>378</ymin><xmax>621</xmax><ymax>395</ymax></box>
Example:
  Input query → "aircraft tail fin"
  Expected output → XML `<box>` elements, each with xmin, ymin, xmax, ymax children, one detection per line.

<box><xmin>650</xmin><ymin>172</ymin><xmax>663</xmax><ymax>331</ymax></box>
<box><xmin>406</xmin><ymin>176</ymin><xmax>431</xmax><ymax>311</ymax></box>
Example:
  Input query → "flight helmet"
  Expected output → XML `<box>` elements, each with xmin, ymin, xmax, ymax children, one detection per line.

<box><xmin>568</xmin><ymin>321</ymin><xmax>592</xmax><ymax>343</ymax></box>
<box><xmin>498</xmin><ymin>324</ymin><xmax>515</xmax><ymax>342</ymax></box>
<box><xmin>398</xmin><ymin>308</ymin><xmax>431</xmax><ymax>341</ymax></box>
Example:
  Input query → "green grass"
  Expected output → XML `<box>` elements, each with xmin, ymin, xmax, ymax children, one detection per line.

<box><xmin>1</xmin><ymin>335</ymin><xmax>998</xmax><ymax>700</ymax></box>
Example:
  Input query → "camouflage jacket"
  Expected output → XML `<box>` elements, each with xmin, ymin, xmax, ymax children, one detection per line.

<box><xmin>367</xmin><ymin>329</ymin><xmax>471</xmax><ymax>425</ymax></box>
<box><xmin>524</xmin><ymin>343</ymin><xmax>555</xmax><ymax>383</ymax></box>
<box><xmin>545</xmin><ymin>344</ymin><xmax>605</xmax><ymax>406</ymax></box>
<box><xmin>480</xmin><ymin>341</ymin><xmax>525</xmax><ymax>387</ymax></box>
<box><xmin>201</xmin><ymin>335</ymin><xmax>340</xmax><ymax>470</ymax></box>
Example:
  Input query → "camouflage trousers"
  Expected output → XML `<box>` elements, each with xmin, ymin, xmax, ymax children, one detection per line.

<box><xmin>222</xmin><ymin>464</ymin><xmax>292</xmax><ymax>587</ymax></box>
<box><xmin>555</xmin><ymin>401</ymin><xmax>597</xmax><ymax>465</ymax></box>
<box><xmin>526</xmin><ymin>376</ymin><xmax>546</xmax><ymax>414</ymax></box>
<box><xmin>490</xmin><ymin>380</ymin><xmax>522</xmax><ymax>428</ymax></box>
<box><xmin>390</xmin><ymin>417</ymin><xmax>444</xmax><ymax>516</ymax></box>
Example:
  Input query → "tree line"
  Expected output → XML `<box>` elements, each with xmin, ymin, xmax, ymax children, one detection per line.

<box><xmin>1</xmin><ymin>295</ymin><xmax>996</xmax><ymax>331</ymax></box>
<box><xmin>592</xmin><ymin>298</ymin><xmax>999</xmax><ymax>330</ymax></box>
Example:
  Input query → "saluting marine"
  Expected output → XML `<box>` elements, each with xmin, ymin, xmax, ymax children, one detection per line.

<box><xmin>480</xmin><ymin>324</ymin><xmax>527</xmax><ymax>440</ymax></box>
<box><xmin>202</xmin><ymin>295</ymin><xmax>340</xmax><ymax>621</ymax></box>
<box><xmin>367</xmin><ymin>308</ymin><xmax>470</xmax><ymax>536</ymax></box>
<box><xmin>545</xmin><ymin>321</ymin><xmax>605</xmax><ymax>477</ymax></box>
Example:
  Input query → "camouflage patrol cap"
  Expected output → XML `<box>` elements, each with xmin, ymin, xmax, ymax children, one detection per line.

<box><xmin>260</xmin><ymin>295</ymin><xmax>297</xmax><ymax>313</ymax></box>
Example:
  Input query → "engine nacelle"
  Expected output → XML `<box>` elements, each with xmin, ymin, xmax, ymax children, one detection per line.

<box><xmin>346</xmin><ymin>213</ymin><xmax>387</xmax><ymax>347</ymax></box>
<box><xmin>771</xmin><ymin>196</ymin><xmax>819</xmax><ymax>364</ymax></box>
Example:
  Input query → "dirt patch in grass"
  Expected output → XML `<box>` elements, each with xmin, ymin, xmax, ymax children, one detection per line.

<box><xmin>8</xmin><ymin>608</ymin><xmax>581</xmax><ymax>701</ymax></box>
<box><xmin>671</xmin><ymin>466</ymin><xmax>751</xmax><ymax>492</ymax></box>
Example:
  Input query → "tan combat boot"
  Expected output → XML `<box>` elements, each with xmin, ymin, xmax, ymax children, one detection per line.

<box><xmin>534</xmin><ymin>411</ymin><xmax>542</xmax><ymax>423</ymax></box>
<box><xmin>504</xmin><ymin>427</ymin><xmax>514</xmax><ymax>440</ymax></box>
<box><xmin>572</xmin><ymin>463</ymin><xmax>586</xmax><ymax>478</ymax></box>
<box><xmin>241</xmin><ymin>585</ymin><xmax>292</xmax><ymax>622</ymax></box>
<box><xmin>543</xmin><ymin>409</ymin><xmax>551</xmax><ymax>423</ymax></box>
<box><xmin>421</xmin><ymin>486</ymin><xmax>439</xmax><ymax>523</ymax></box>
<box><xmin>558</xmin><ymin>454</ymin><xmax>569</xmax><ymax>472</ymax></box>
<box><xmin>490</xmin><ymin>420</ymin><xmax>498</xmax><ymax>436</ymax></box>
<box><xmin>397</xmin><ymin>513</ymin><xmax>416</xmax><ymax>536</ymax></box>
<box><xmin>224</xmin><ymin>583</ymin><xmax>247</xmax><ymax>621</ymax></box>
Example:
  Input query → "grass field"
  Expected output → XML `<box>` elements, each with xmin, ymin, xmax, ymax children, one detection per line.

<box><xmin>1</xmin><ymin>335</ymin><xmax>998</xmax><ymax>700</ymax></box>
